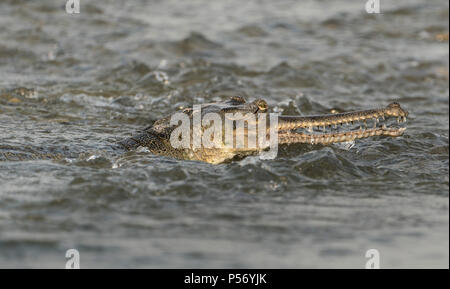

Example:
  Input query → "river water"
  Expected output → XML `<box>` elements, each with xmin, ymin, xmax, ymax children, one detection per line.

<box><xmin>0</xmin><ymin>0</ymin><xmax>448</xmax><ymax>268</ymax></box>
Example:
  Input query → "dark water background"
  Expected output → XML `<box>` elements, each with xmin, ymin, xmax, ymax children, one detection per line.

<box><xmin>0</xmin><ymin>0</ymin><xmax>448</xmax><ymax>268</ymax></box>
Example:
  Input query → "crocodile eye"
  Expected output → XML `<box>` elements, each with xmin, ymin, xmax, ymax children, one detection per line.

<box><xmin>254</xmin><ymin>99</ymin><xmax>268</xmax><ymax>112</ymax></box>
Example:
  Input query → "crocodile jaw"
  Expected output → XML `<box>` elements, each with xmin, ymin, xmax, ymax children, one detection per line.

<box><xmin>276</xmin><ymin>102</ymin><xmax>408</xmax><ymax>145</ymax></box>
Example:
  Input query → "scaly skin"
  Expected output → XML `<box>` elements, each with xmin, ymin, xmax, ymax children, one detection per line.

<box><xmin>119</xmin><ymin>97</ymin><xmax>408</xmax><ymax>163</ymax></box>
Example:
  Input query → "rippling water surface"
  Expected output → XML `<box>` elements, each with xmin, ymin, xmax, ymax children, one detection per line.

<box><xmin>0</xmin><ymin>0</ymin><xmax>448</xmax><ymax>268</ymax></box>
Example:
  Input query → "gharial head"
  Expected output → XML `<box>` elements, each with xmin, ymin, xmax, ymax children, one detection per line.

<box><xmin>119</xmin><ymin>96</ymin><xmax>409</xmax><ymax>164</ymax></box>
<box><xmin>151</xmin><ymin>96</ymin><xmax>409</xmax><ymax>144</ymax></box>
<box><xmin>198</xmin><ymin>96</ymin><xmax>409</xmax><ymax>145</ymax></box>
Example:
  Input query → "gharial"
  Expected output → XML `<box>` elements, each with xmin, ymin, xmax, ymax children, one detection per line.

<box><xmin>118</xmin><ymin>96</ymin><xmax>408</xmax><ymax>164</ymax></box>
<box><xmin>1</xmin><ymin>96</ymin><xmax>408</xmax><ymax>164</ymax></box>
